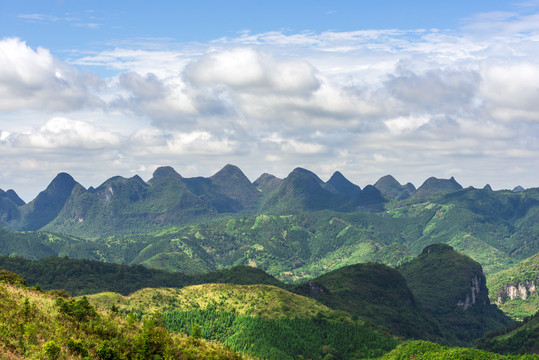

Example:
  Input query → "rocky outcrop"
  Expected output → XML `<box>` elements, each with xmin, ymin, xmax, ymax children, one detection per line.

<box><xmin>495</xmin><ymin>281</ymin><xmax>537</xmax><ymax>305</ymax></box>
<box><xmin>307</xmin><ymin>280</ymin><xmax>328</xmax><ymax>296</ymax></box>
<box><xmin>457</xmin><ymin>275</ymin><xmax>489</xmax><ymax>309</ymax></box>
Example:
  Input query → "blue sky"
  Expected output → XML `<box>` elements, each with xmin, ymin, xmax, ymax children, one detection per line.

<box><xmin>1</xmin><ymin>0</ymin><xmax>539</xmax><ymax>200</ymax></box>
<box><xmin>1</xmin><ymin>1</ymin><xmax>517</xmax><ymax>44</ymax></box>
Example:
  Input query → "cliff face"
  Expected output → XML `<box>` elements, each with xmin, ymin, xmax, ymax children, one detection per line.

<box><xmin>487</xmin><ymin>253</ymin><xmax>539</xmax><ymax>318</ymax></box>
<box><xmin>398</xmin><ymin>244</ymin><xmax>512</xmax><ymax>344</ymax></box>
<box><xmin>495</xmin><ymin>280</ymin><xmax>537</xmax><ymax>305</ymax></box>
<box><xmin>457</xmin><ymin>274</ymin><xmax>489</xmax><ymax>310</ymax></box>
<box><xmin>399</xmin><ymin>244</ymin><xmax>491</xmax><ymax>312</ymax></box>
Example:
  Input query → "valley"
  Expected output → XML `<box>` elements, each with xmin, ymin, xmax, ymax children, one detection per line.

<box><xmin>1</xmin><ymin>165</ymin><xmax>538</xmax><ymax>358</ymax></box>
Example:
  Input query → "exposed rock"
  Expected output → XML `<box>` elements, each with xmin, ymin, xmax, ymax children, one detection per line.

<box><xmin>308</xmin><ymin>280</ymin><xmax>327</xmax><ymax>296</ymax></box>
<box><xmin>457</xmin><ymin>275</ymin><xmax>488</xmax><ymax>310</ymax></box>
<box><xmin>495</xmin><ymin>281</ymin><xmax>538</xmax><ymax>305</ymax></box>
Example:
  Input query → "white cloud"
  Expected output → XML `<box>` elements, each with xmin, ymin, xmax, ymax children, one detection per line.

<box><xmin>384</xmin><ymin>115</ymin><xmax>431</xmax><ymax>134</ymax></box>
<box><xmin>129</xmin><ymin>128</ymin><xmax>240</xmax><ymax>156</ymax></box>
<box><xmin>480</xmin><ymin>62</ymin><xmax>539</xmax><ymax>122</ymax></box>
<box><xmin>262</xmin><ymin>133</ymin><xmax>327</xmax><ymax>155</ymax></box>
<box><xmin>10</xmin><ymin>117</ymin><xmax>121</xmax><ymax>149</ymax></box>
<box><xmin>185</xmin><ymin>48</ymin><xmax>320</xmax><ymax>95</ymax></box>
<box><xmin>0</xmin><ymin>38</ymin><xmax>102</xmax><ymax>112</ymax></box>
<box><xmin>17</xmin><ymin>14</ymin><xmax>60</xmax><ymax>23</ymax></box>
<box><xmin>3</xmin><ymin>7</ymin><xmax>539</xmax><ymax>197</ymax></box>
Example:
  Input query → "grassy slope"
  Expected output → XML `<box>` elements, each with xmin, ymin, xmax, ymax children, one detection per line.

<box><xmin>86</xmin><ymin>283</ymin><xmax>339</xmax><ymax>320</ymax></box>
<box><xmin>0</xmin><ymin>281</ymin><xmax>250</xmax><ymax>359</ymax></box>
<box><xmin>87</xmin><ymin>283</ymin><xmax>400</xmax><ymax>360</ymax></box>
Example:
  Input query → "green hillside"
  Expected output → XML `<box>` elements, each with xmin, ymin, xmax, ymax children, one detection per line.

<box><xmin>9</xmin><ymin>173</ymin><xmax>78</xmax><ymax>231</ymax></box>
<box><xmin>0</xmin><ymin>276</ymin><xmax>250</xmax><ymax>359</ymax></box>
<box><xmin>44</xmin><ymin>174</ymin><xmax>216</xmax><ymax>237</ymax></box>
<box><xmin>1</xmin><ymin>168</ymin><xmax>538</xmax><ymax>286</ymax></box>
<box><xmin>0</xmin><ymin>189</ymin><xmax>22</xmax><ymax>226</ymax></box>
<box><xmin>1</xmin><ymin>184</ymin><xmax>538</xmax><ymax>284</ymax></box>
<box><xmin>477</xmin><ymin>312</ymin><xmax>539</xmax><ymax>355</ymax></box>
<box><xmin>0</xmin><ymin>256</ymin><xmax>284</xmax><ymax>296</ymax></box>
<box><xmin>87</xmin><ymin>283</ymin><xmax>399</xmax><ymax>360</ymax></box>
<box><xmin>86</xmin><ymin>283</ymin><xmax>342</xmax><ymax>321</ymax></box>
<box><xmin>293</xmin><ymin>262</ymin><xmax>441</xmax><ymax>340</ymax></box>
<box><xmin>327</xmin><ymin>171</ymin><xmax>362</xmax><ymax>196</ymax></box>
<box><xmin>260</xmin><ymin>167</ymin><xmax>348</xmax><ymax>213</ymax></box>
<box><xmin>379</xmin><ymin>340</ymin><xmax>538</xmax><ymax>359</ymax></box>
<box><xmin>487</xmin><ymin>252</ymin><xmax>539</xmax><ymax>319</ymax></box>
<box><xmin>399</xmin><ymin>244</ymin><xmax>513</xmax><ymax>344</ymax></box>
<box><xmin>374</xmin><ymin>174</ymin><xmax>415</xmax><ymax>200</ymax></box>
<box><xmin>414</xmin><ymin>176</ymin><xmax>463</xmax><ymax>197</ymax></box>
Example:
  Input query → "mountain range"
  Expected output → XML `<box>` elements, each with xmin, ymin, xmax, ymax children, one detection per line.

<box><xmin>0</xmin><ymin>164</ymin><xmax>521</xmax><ymax>236</ymax></box>
<box><xmin>0</xmin><ymin>164</ymin><xmax>538</xmax><ymax>358</ymax></box>
<box><xmin>1</xmin><ymin>165</ymin><xmax>538</xmax><ymax>283</ymax></box>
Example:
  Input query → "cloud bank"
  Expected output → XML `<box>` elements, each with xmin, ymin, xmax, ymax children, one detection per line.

<box><xmin>1</xmin><ymin>8</ymin><xmax>539</xmax><ymax>200</ymax></box>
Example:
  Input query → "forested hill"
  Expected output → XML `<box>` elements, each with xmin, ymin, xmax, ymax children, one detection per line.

<box><xmin>0</xmin><ymin>275</ymin><xmax>252</xmax><ymax>360</ymax></box>
<box><xmin>1</xmin><ymin>183</ymin><xmax>538</xmax><ymax>284</ymax></box>
<box><xmin>4</xmin><ymin>164</ymin><xmax>529</xmax><ymax>238</ymax></box>
<box><xmin>0</xmin><ymin>255</ymin><xmax>285</xmax><ymax>296</ymax></box>
<box><xmin>0</xmin><ymin>246</ymin><xmax>515</xmax><ymax>346</ymax></box>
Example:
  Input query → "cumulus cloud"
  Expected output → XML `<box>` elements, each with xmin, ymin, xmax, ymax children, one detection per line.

<box><xmin>9</xmin><ymin>117</ymin><xmax>122</xmax><ymax>149</ymax></box>
<box><xmin>480</xmin><ymin>62</ymin><xmax>539</xmax><ymax>122</ymax></box>
<box><xmin>385</xmin><ymin>66</ymin><xmax>481</xmax><ymax>114</ymax></box>
<box><xmin>185</xmin><ymin>48</ymin><xmax>320</xmax><ymax>95</ymax></box>
<box><xmin>0</xmin><ymin>38</ymin><xmax>102</xmax><ymax>112</ymax></box>
<box><xmin>2</xmin><ymin>6</ymin><xmax>539</xmax><ymax>198</ymax></box>
<box><xmin>262</xmin><ymin>133</ymin><xmax>327</xmax><ymax>155</ymax></box>
<box><xmin>129</xmin><ymin>128</ymin><xmax>240</xmax><ymax>155</ymax></box>
<box><xmin>112</xmin><ymin>72</ymin><xmax>198</xmax><ymax>124</ymax></box>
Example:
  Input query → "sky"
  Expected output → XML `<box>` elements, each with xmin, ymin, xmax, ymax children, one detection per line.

<box><xmin>1</xmin><ymin>0</ymin><xmax>539</xmax><ymax>201</ymax></box>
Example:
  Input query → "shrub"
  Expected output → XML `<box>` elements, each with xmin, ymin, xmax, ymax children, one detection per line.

<box><xmin>42</xmin><ymin>340</ymin><xmax>61</xmax><ymax>360</ymax></box>
<box><xmin>56</xmin><ymin>296</ymin><xmax>98</xmax><ymax>322</ymax></box>
<box><xmin>67</xmin><ymin>338</ymin><xmax>89</xmax><ymax>357</ymax></box>
<box><xmin>96</xmin><ymin>340</ymin><xmax>119</xmax><ymax>360</ymax></box>
<box><xmin>0</xmin><ymin>269</ymin><xmax>27</xmax><ymax>286</ymax></box>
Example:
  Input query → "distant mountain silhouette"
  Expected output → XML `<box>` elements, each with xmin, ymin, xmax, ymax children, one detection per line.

<box><xmin>253</xmin><ymin>173</ymin><xmax>283</xmax><ymax>194</ymax></box>
<box><xmin>414</xmin><ymin>176</ymin><xmax>462</xmax><ymax>197</ymax></box>
<box><xmin>326</xmin><ymin>171</ymin><xmax>361</xmax><ymax>196</ymax></box>
<box><xmin>374</xmin><ymin>175</ymin><xmax>416</xmax><ymax>200</ymax></box>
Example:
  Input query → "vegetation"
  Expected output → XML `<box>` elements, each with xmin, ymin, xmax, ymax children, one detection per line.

<box><xmin>477</xmin><ymin>311</ymin><xmax>539</xmax><ymax>355</ymax></box>
<box><xmin>0</xmin><ymin>256</ymin><xmax>286</xmax><ymax>296</ymax></box>
<box><xmin>293</xmin><ymin>262</ymin><xmax>441</xmax><ymax>341</ymax></box>
<box><xmin>487</xmin><ymin>252</ymin><xmax>539</xmax><ymax>319</ymax></box>
<box><xmin>2</xmin><ymin>186</ymin><xmax>537</xmax><ymax>286</ymax></box>
<box><xmin>86</xmin><ymin>283</ymin><xmax>399</xmax><ymax>360</ymax></box>
<box><xmin>378</xmin><ymin>340</ymin><xmax>538</xmax><ymax>359</ymax></box>
<box><xmin>0</xmin><ymin>246</ymin><xmax>527</xmax><ymax>348</ymax></box>
<box><xmin>0</xmin><ymin>279</ymin><xmax>250</xmax><ymax>359</ymax></box>
<box><xmin>398</xmin><ymin>244</ymin><xmax>513</xmax><ymax>344</ymax></box>
<box><xmin>165</xmin><ymin>310</ymin><xmax>397</xmax><ymax>360</ymax></box>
